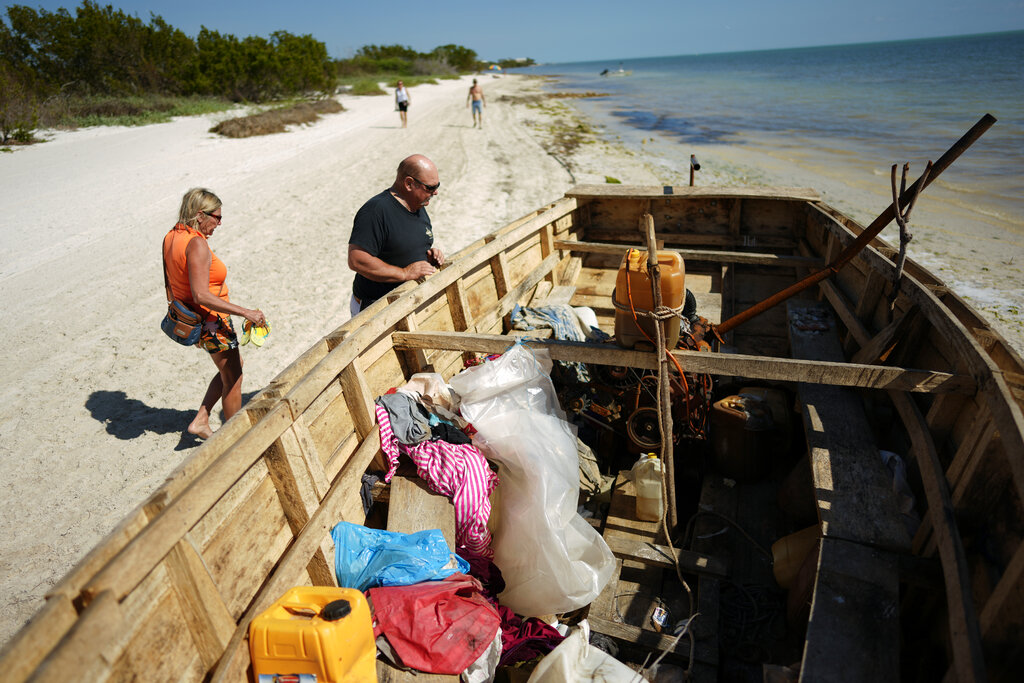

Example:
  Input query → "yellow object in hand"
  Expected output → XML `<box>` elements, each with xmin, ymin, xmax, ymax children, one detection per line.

<box><xmin>241</xmin><ymin>320</ymin><xmax>271</xmax><ymax>347</ymax></box>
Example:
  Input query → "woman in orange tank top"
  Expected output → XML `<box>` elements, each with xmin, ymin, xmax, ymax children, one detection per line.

<box><xmin>163</xmin><ymin>188</ymin><xmax>266</xmax><ymax>439</ymax></box>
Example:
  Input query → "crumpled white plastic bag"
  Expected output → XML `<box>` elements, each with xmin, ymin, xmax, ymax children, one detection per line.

<box><xmin>527</xmin><ymin>621</ymin><xmax>648</xmax><ymax>682</ymax></box>
<box><xmin>450</xmin><ymin>344</ymin><xmax>615</xmax><ymax>616</ymax></box>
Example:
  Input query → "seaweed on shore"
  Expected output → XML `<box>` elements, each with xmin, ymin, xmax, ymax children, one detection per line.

<box><xmin>210</xmin><ymin>99</ymin><xmax>344</xmax><ymax>138</ymax></box>
<box><xmin>497</xmin><ymin>91</ymin><xmax>609</xmax><ymax>106</ymax></box>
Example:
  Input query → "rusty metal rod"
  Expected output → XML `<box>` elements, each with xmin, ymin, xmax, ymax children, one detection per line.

<box><xmin>715</xmin><ymin>113</ymin><xmax>996</xmax><ymax>335</ymax></box>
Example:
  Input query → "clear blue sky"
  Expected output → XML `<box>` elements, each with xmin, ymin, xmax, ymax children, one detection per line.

<box><xmin>5</xmin><ymin>0</ymin><xmax>1024</xmax><ymax>62</ymax></box>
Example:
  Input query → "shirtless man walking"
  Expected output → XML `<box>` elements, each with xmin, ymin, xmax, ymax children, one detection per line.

<box><xmin>467</xmin><ymin>78</ymin><xmax>485</xmax><ymax>128</ymax></box>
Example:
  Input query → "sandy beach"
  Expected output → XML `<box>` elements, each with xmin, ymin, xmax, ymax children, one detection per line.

<box><xmin>0</xmin><ymin>72</ymin><xmax>1018</xmax><ymax>646</ymax></box>
<box><xmin>0</xmin><ymin>74</ymin><xmax>661</xmax><ymax>646</ymax></box>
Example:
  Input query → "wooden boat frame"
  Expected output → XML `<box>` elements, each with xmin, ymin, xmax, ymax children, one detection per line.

<box><xmin>3</xmin><ymin>184</ymin><xmax>1022</xmax><ymax>682</ymax></box>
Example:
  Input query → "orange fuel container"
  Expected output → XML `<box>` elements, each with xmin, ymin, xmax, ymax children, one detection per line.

<box><xmin>614</xmin><ymin>249</ymin><xmax>685</xmax><ymax>349</ymax></box>
<box><xmin>249</xmin><ymin>586</ymin><xmax>377</xmax><ymax>683</ymax></box>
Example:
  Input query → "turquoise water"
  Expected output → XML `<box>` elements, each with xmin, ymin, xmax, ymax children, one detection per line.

<box><xmin>518</xmin><ymin>31</ymin><xmax>1024</xmax><ymax>227</ymax></box>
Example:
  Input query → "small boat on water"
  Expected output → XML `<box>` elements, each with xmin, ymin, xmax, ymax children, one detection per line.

<box><xmin>2</xmin><ymin>115</ymin><xmax>1021</xmax><ymax>682</ymax></box>
<box><xmin>600</xmin><ymin>66</ymin><xmax>633</xmax><ymax>77</ymax></box>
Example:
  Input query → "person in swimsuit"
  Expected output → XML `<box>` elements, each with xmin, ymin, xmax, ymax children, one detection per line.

<box><xmin>467</xmin><ymin>78</ymin><xmax>485</xmax><ymax>128</ymax></box>
<box><xmin>162</xmin><ymin>188</ymin><xmax>266</xmax><ymax>439</ymax></box>
<box><xmin>395</xmin><ymin>80</ymin><xmax>410</xmax><ymax>128</ymax></box>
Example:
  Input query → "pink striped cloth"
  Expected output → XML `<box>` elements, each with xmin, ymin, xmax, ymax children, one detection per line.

<box><xmin>376</xmin><ymin>404</ymin><xmax>499</xmax><ymax>557</ymax></box>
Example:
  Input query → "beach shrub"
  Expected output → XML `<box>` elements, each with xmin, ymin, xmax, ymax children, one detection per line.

<box><xmin>605</xmin><ymin>176</ymin><xmax>622</xmax><ymax>184</ymax></box>
<box><xmin>347</xmin><ymin>79</ymin><xmax>389</xmax><ymax>96</ymax></box>
<box><xmin>210</xmin><ymin>98</ymin><xmax>343</xmax><ymax>138</ymax></box>
<box><xmin>43</xmin><ymin>94</ymin><xmax>235</xmax><ymax>128</ymax></box>
<box><xmin>0</xmin><ymin>63</ymin><xmax>38</xmax><ymax>143</ymax></box>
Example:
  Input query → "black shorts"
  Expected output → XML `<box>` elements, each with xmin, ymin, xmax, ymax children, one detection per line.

<box><xmin>398</xmin><ymin>101</ymin><xmax>408</xmax><ymax>112</ymax></box>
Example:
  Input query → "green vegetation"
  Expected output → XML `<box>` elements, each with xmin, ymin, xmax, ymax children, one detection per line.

<box><xmin>336</xmin><ymin>43</ymin><xmax>480</xmax><ymax>79</ymax></box>
<box><xmin>605</xmin><ymin>176</ymin><xmax>622</xmax><ymax>184</ymax></box>
<box><xmin>0</xmin><ymin>1</ymin><xmax>335</xmax><ymax>140</ymax></box>
<box><xmin>0</xmin><ymin>2</ymin><xmax>533</xmax><ymax>141</ymax></box>
<box><xmin>211</xmin><ymin>99</ymin><xmax>344</xmax><ymax>138</ymax></box>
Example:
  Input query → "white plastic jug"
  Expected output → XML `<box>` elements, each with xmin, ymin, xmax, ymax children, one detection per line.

<box><xmin>631</xmin><ymin>454</ymin><xmax>663</xmax><ymax>522</ymax></box>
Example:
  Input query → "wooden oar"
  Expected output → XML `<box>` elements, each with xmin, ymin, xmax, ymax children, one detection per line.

<box><xmin>714</xmin><ymin>113</ymin><xmax>996</xmax><ymax>336</ymax></box>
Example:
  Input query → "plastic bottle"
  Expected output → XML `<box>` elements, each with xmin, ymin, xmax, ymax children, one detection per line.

<box><xmin>631</xmin><ymin>453</ymin><xmax>663</xmax><ymax>522</ymax></box>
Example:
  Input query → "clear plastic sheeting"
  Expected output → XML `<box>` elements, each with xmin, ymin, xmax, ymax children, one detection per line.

<box><xmin>450</xmin><ymin>343</ymin><xmax>615</xmax><ymax>617</ymax></box>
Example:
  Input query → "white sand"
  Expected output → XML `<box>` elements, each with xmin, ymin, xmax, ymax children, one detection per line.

<box><xmin>1</xmin><ymin>72</ymin><xmax>1019</xmax><ymax>647</ymax></box>
<box><xmin>0</xmin><ymin>75</ymin><xmax>661</xmax><ymax>646</ymax></box>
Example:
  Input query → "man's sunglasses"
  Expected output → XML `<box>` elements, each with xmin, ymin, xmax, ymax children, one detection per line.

<box><xmin>410</xmin><ymin>177</ymin><xmax>440</xmax><ymax>193</ymax></box>
<box><xmin>202</xmin><ymin>211</ymin><xmax>223</xmax><ymax>223</ymax></box>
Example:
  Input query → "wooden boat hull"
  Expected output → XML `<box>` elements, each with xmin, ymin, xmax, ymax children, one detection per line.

<box><xmin>3</xmin><ymin>185</ymin><xmax>1021</xmax><ymax>682</ymax></box>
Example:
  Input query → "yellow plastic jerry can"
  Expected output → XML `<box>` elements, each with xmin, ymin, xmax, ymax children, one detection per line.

<box><xmin>249</xmin><ymin>586</ymin><xmax>377</xmax><ymax>682</ymax></box>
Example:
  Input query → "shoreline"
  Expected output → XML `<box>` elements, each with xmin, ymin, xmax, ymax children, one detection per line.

<box><xmin>550</xmin><ymin>88</ymin><xmax>1024</xmax><ymax>356</ymax></box>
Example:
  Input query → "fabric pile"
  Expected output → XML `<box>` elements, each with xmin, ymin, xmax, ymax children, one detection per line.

<box><xmin>327</xmin><ymin>355</ymin><xmax>641</xmax><ymax>681</ymax></box>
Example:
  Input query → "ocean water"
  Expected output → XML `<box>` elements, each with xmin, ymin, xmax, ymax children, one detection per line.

<box><xmin>518</xmin><ymin>31</ymin><xmax>1024</xmax><ymax>231</ymax></box>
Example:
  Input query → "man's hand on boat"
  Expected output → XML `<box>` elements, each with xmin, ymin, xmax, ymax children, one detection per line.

<box><xmin>403</xmin><ymin>259</ymin><xmax>438</xmax><ymax>280</ymax></box>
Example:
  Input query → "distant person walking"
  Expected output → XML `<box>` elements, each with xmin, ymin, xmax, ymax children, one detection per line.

<box><xmin>395</xmin><ymin>80</ymin><xmax>410</xmax><ymax>128</ymax></box>
<box><xmin>467</xmin><ymin>78</ymin><xmax>485</xmax><ymax>128</ymax></box>
<box><xmin>347</xmin><ymin>155</ymin><xmax>445</xmax><ymax>315</ymax></box>
<box><xmin>162</xmin><ymin>188</ymin><xmax>266</xmax><ymax>439</ymax></box>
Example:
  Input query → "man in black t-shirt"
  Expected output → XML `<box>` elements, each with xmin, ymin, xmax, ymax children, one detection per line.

<box><xmin>347</xmin><ymin>154</ymin><xmax>445</xmax><ymax>315</ymax></box>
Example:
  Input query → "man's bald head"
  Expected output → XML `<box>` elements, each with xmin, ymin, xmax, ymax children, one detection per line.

<box><xmin>396</xmin><ymin>154</ymin><xmax>436</xmax><ymax>183</ymax></box>
<box><xmin>391</xmin><ymin>154</ymin><xmax>440</xmax><ymax>211</ymax></box>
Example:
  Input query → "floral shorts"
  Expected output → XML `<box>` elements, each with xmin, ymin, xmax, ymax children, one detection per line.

<box><xmin>199</xmin><ymin>314</ymin><xmax>238</xmax><ymax>353</ymax></box>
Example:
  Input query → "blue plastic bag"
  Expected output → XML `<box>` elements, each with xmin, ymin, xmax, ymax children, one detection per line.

<box><xmin>331</xmin><ymin>521</ymin><xmax>469</xmax><ymax>591</ymax></box>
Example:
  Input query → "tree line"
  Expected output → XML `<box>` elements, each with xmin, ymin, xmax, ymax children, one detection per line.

<box><xmin>0</xmin><ymin>1</ymin><xmax>533</xmax><ymax>142</ymax></box>
<box><xmin>1</xmin><ymin>1</ymin><xmax>335</xmax><ymax>102</ymax></box>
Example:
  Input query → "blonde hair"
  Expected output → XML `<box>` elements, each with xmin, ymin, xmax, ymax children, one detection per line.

<box><xmin>177</xmin><ymin>188</ymin><xmax>221</xmax><ymax>228</ymax></box>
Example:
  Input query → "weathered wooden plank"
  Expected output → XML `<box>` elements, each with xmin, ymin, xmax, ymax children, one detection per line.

<box><xmin>380</xmin><ymin>477</ymin><xmax>458</xmax><ymax>682</ymax></box>
<box><xmin>391</xmin><ymin>330</ymin><xmax>975</xmax><ymax>394</ymax></box>
<box><xmin>208</xmin><ymin>430</ymin><xmax>380</xmax><ymax>682</ymax></box>
<box><xmin>81</xmin><ymin>401</ymin><xmax>295</xmax><ymax>604</ymax></box>
<box><xmin>603</xmin><ymin>535</ymin><xmax>727</xmax><ymax>578</ymax></box>
<box><xmin>787</xmin><ymin>301</ymin><xmax>912</xmax><ymax>552</ymax></box>
<box><xmin>473</xmin><ymin>252</ymin><xmax>562</xmax><ymax>332</ymax></box>
<box><xmin>387</xmin><ymin>476</ymin><xmax>456</xmax><ymax>551</ymax></box>
<box><xmin>566</xmin><ymin>184</ymin><xmax>820</xmax><ymax>201</ymax></box>
<box><xmin>541</xmin><ymin>285</ymin><xmax>576</xmax><ymax>307</ymax></box>
<box><xmin>0</xmin><ymin>594</ymin><xmax>79</xmax><ymax>682</ymax></box>
<box><xmin>799</xmin><ymin>538</ymin><xmax>900</xmax><ymax>683</ymax></box>
<box><xmin>163</xmin><ymin>537</ymin><xmax>237</xmax><ymax>670</ymax></box>
<box><xmin>339</xmin><ymin>363</ymin><xmax>381</xmax><ymax>470</ymax></box>
<box><xmin>888</xmin><ymin>390</ymin><xmax>988</xmax><ymax>683</ymax></box>
<box><xmin>29</xmin><ymin>590</ymin><xmax>123</xmax><ymax>682</ymax></box>
<box><xmin>851</xmin><ymin>307</ymin><xmax>920</xmax><ymax>365</ymax></box>
<box><xmin>553</xmin><ymin>239</ymin><xmax>823</xmax><ymax>268</ymax></box>
<box><xmin>588</xmin><ymin>615</ymin><xmax>716</xmax><ymax>665</ymax></box>
<box><xmin>540</xmin><ymin>223</ymin><xmax>557</xmax><ymax>284</ymax></box>
<box><xmin>261</xmin><ymin>424</ymin><xmax>336</xmax><ymax>586</ymax></box>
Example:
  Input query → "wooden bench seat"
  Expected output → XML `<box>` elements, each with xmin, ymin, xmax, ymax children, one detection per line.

<box><xmin>786</xmin><ymin>301</ymin><xmax>910</xmax><ymax>681</ymax></box>
<box><xmin>376</xmin><ymin>475</ymin><xmax>458</xmax><ymax>682</ymax></box>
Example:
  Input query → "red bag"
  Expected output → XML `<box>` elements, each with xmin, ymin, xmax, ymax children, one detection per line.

<box><xmin>369</xmin><ymin>573</ymin><xmax>500</xmax><ymax>675</ymax></box>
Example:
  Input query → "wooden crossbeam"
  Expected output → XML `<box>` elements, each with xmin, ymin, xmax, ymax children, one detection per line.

<box><xmin>390</xmin><ymin>330</ymin><xmax>975</xmax><ymax>394</ymax></box>
<box><xmin>553</xmin><ymin>239</ymin><xmax>823</xmax><ymax>268</ymax></box>
<box><xmin>603</xmin><ymin>535</ymin><xmax>727</xmax><ymax>577</ymax></box>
